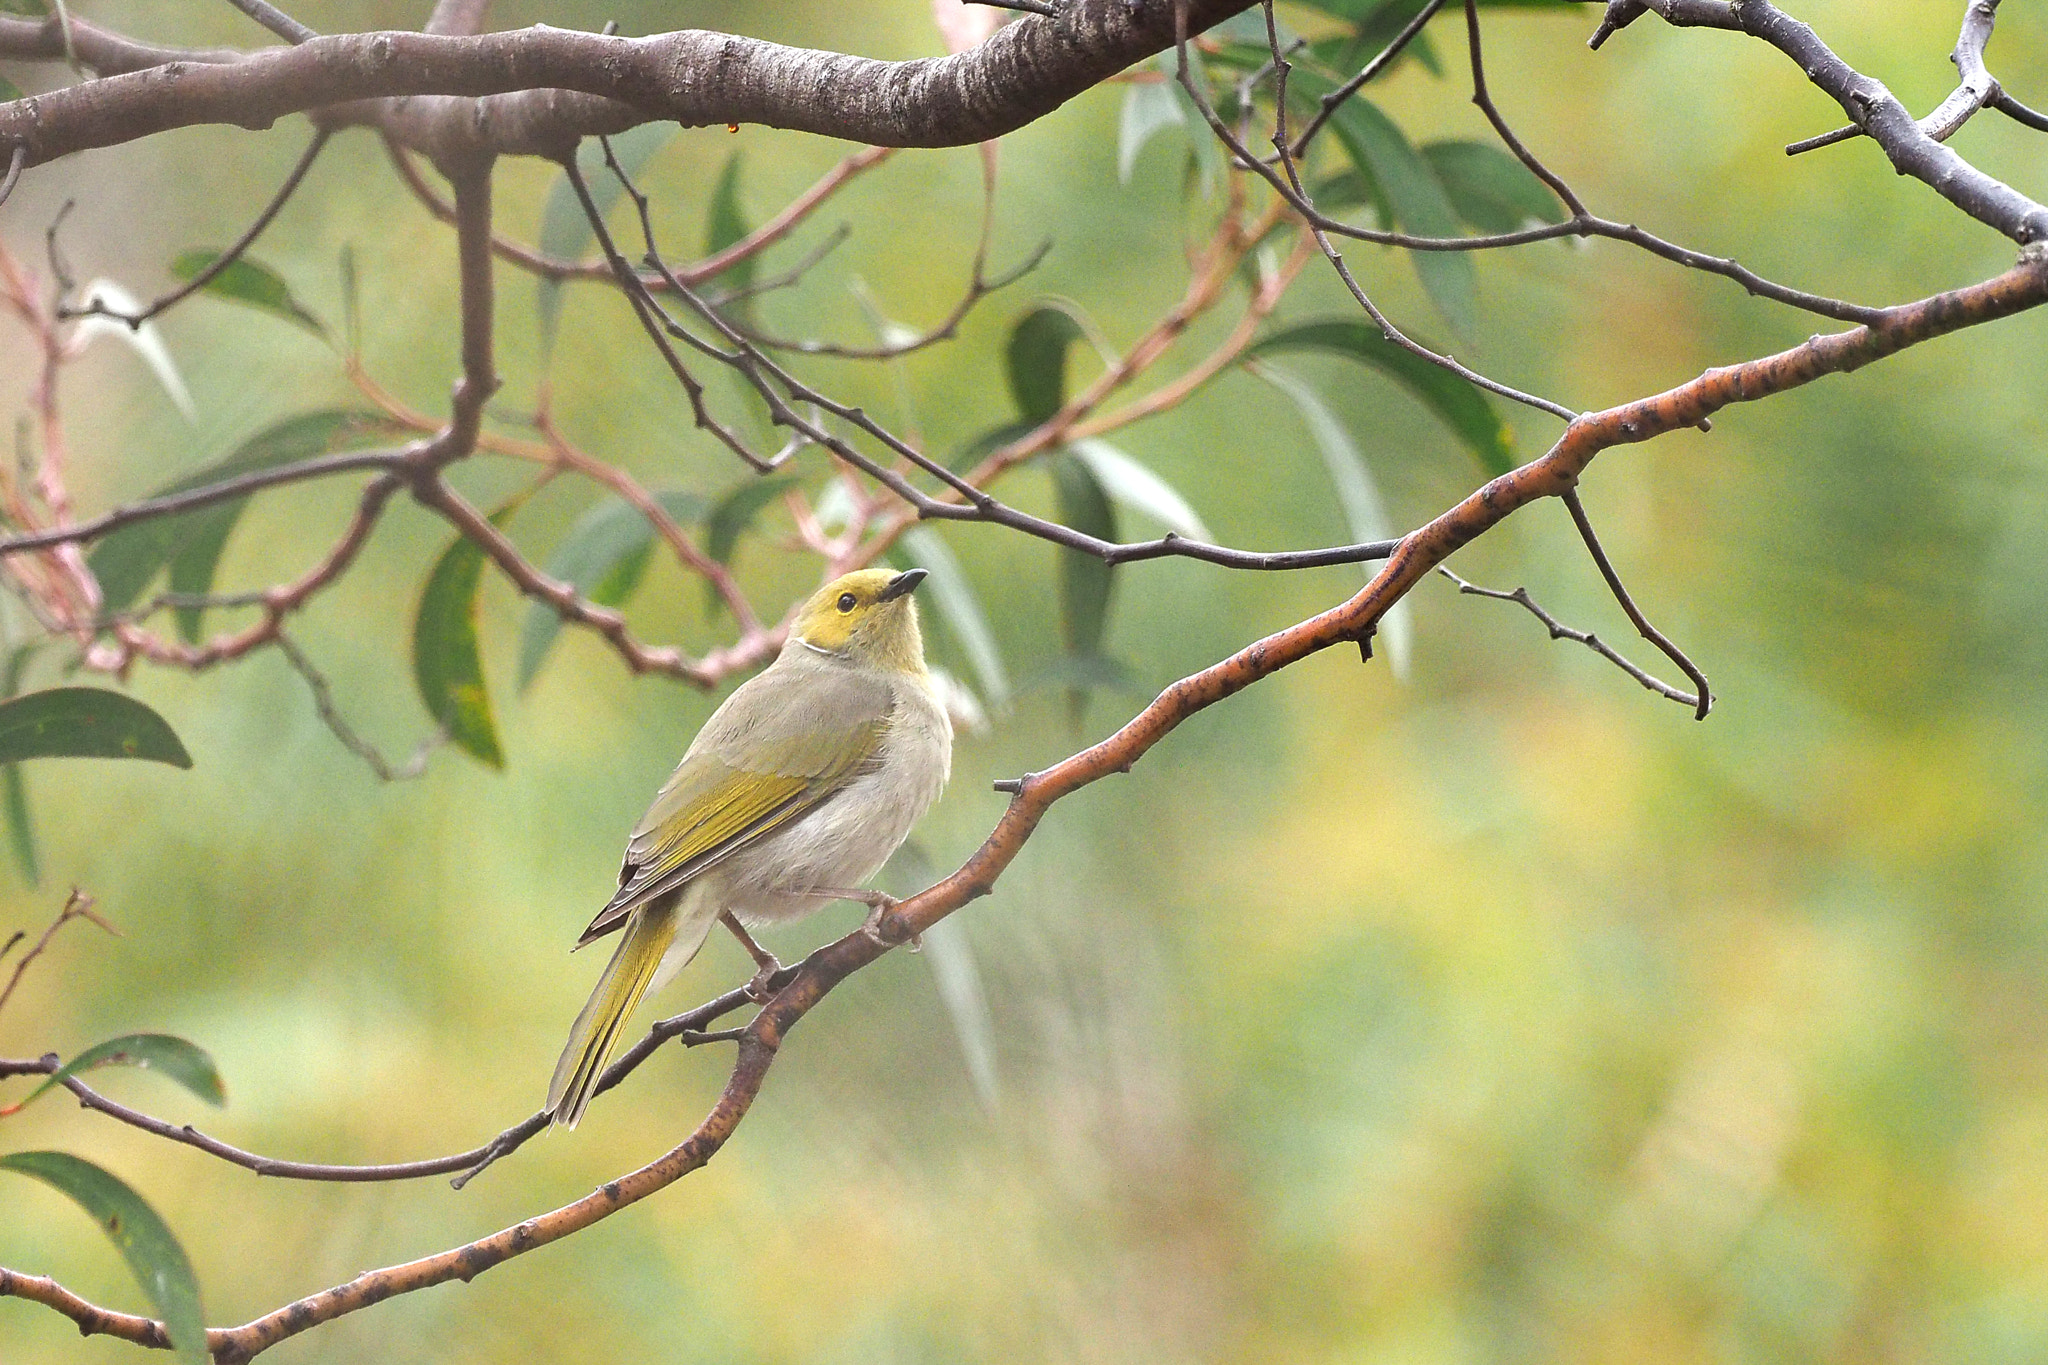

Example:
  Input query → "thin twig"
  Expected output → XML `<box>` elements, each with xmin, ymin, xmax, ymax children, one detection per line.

<box><xmin>60</xmin><ymin>128</ymin><xmax>332</xmax><ymax>329</ymax></box>
<box><xmin>0</xmin><ymin>889</ymin><xmax>116</xmax><ymax>1019</ymax></box>
<box><xmin>273</xmin><ymin>632</ymin><xmax>442</xmax><ymax>781</ymax></box>
<box><xmin>1287</xmin><ymin>0</ymin><xmax>1448</xmax><ymax>157</ymax></box>
<box><xmin>1436</xmin><ymin>564</ymin><xmax>1699</xmax><ymax>708</ymax></box>
<box><xmin>1559</xmin><ymin>488</ymin><xmax>1711</xmax><ymax>718</ymax></box>
<box><xmin>221</xmin><ymin>0</ymin><xmax>317</xmax><ymax>44</ymax></box>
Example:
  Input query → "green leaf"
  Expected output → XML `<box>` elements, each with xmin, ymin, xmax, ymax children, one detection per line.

<box><xmin>518</xmin><ymin>489</ymin><xmax>704</xmax><ymax>690</ymax></box>
<box><xmin>16</xmin><ymin>1033</ymin><xmax>226</xmax><ymax>1111</ymax></box>
<box><xmin>1118</xmin><ymin>79</ymin><xmax>1186</xmax><ymax>185</ymax></box>
<box><xmin>168</xmin><ymin>251</ymin><xmax>324</xmax><ymax>336</ymax></box>
<box><xmin>0</xmin><ymin>688</ymin><xmax>191</xmax><ymax>767</ymax></box>
<box><xmin>1320</xmin><ymin>90</ymin><xmax>1474</xmax><ymax>335</ymax></box>
<box><xmin>702</xmin><ymin>476</ymin><xmax>796</xmax><ymax>616</ymax></box>
<box><xmin>1005</xmin><ymin>303</ymin><xmax>1090</xmax><ymax>424</ymax></box>
<box><xmin>0</xmin><ymin>74</ymin><xmax>23</xmax><ymax>100</ymax></box>
<box><xmin>89</xmin><ymin>409</ymin><xmax>398</xmax><ymax>632</ymax></box>
<box><xmin>413</xmin><ymin>503</ymin><xmax>522</xmax><ymax>769</ymax></box>
<box><xmin>0</xmin><ymin>0</ymin><xmax>49</xmax><ymax>18</ymax></box>
<box><xmin>1051</xmin><ymin>452</ymin><xmax>1117</xmax><ymax>724</ymax></box>
<box><xmin>536</xmin><ymin>124</ymin><xmax>675</xmax><ymax>363</ymax></box>
<box><xmin>1249</xmin><ymin>318</ymin><xmax>1513</xmax><ymax>475</ymax></box>
<box><xmin>704</xmin><ymin>152</ymin><xmax>756</xmax><ymax>295</ymax></box>
<box><xmin>1</xmin><ymin>644</ymin><xmax>36</xmax><ymax>886</ymax></box>
<box><xmin>0</xmin><ymin>1151</ymin><xmax>208</xmax><ymax>1364</ymax></box>
<box><xmin>1251</xmin><ymin>362</ymin><xmax>1411</xmax><ymax>678</ymax></box>
<box><xmin>1421</xmin><ymin>141</ymin><xmax>1566</xmax><ymax>233</ymax></box>
<box><xmin>897</xmin><ymin>526</ymin><xmax>1010</xmax><ymax>708</ymax></box>
<box><xmin>1067</xmin><ymin>440</ymin><xmax>1211</xmax><ymax>541</ymax></box>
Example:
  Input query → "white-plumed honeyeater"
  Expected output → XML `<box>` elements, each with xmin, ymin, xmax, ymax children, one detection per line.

<box><xmin>547</xmin><ymin>567</ymin><xmax>952</xmax><ymax>1127</ymax></box>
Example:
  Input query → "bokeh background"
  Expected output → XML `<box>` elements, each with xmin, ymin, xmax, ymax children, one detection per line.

<box><xmin>7</xmin><ymin>2</ymin><xmax>2048</xmax><ymax>1361</ymax></box>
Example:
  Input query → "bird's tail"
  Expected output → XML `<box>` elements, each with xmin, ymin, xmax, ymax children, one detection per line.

<box><xmin>547</xmin><ymin>892</ymin><xmax>714</xmax><ymax>1128</ymax></box>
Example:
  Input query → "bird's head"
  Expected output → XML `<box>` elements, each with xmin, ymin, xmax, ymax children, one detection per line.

<box><xmin>790</xmin><ymin>568</ymin><xmax>930</xmax><ymax>672</ymax></box>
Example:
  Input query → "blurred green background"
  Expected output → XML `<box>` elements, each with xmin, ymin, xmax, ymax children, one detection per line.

<box><xmin>7</xmin><ymin>1</ymin><xmax>2048</xmax><ymax>1361</ymax></box>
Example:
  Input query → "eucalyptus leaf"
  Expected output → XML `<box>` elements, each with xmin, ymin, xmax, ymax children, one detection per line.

<box><xmin>0</xmin><ymin>74</ymin><xmax>23</xmax><ymax>100</ymax></box>
<box><xmin>413</xmin><ymin>504</ymin><xmax>521</xmax><ymax>769</ymax></box>
<box><xmin>72</xmin><ymin>279</ymin><xmax>194</xmax><ymax>420</ymax></box>
<box><xmin>518</xmin><ymin>489</ymin><xmax>705</xmax><ymax>690</ymax></box>
<box><xmin>1118</xmin><ymin>78</ymin><xmax>1186</xmax><ymax>185</ymax></box>
<box><xmin>897</xmin><ymin>526</ymin><xmax>1010</xmax><ymax>708</ymax></box>
<box><xmin>703</xmin><ymin>476</ymin><xmax>797</xmax><ymax>616</ymax></box>
<box><xmin>88</xmin><ymin>409</ymin><xmax>397</xmax><ymax>633</ymax></box>
<box><xmin>0</xmin><ymin>1151</ymin><xmax>208</xmax><ymax>1365</ymax></box>
<box><xmin>1249</xmin><ymin>318</ymin><xmax>1513</xmax><ymax>475</ymax></box>
<box><xmin>535</xmin><ymin>123</ymin><xmax>676</xmax><ymax>362</ymax></box>
<box><xmin>1422</xmin><ymin>140</ymin><xmax>1566</xmax><ymax>233</ymax></box>
<box><xmin>0</xmin><ymin>688</ymin><xmax>191</xmax><ymax>767</ymax></box>
<box><xmin>1252</xmin><ymin>363</ymin><xmax>1411</xmax><ymax>678</ymax></box>
<box><xmin>1005</xmin><ymin>303</ymin><xmax>1090</xmax><ymax>423</ymax></box>
<box><xmin>168</xmin><ymin>250</ymin><xmax>325</xmax><ymax>336</ymax></box>
<box><xmin>16</xmin><ymin>1033</ymin><xmax>226</xmax><ymax>1111</ymax></box>
<box><xmin>1067</xmin><ymin>439</ymin><xmax>1211</xmax><ymax>541</ymax></box>
<box><xmin>1</xmin><ymin>643</ymin><xmax>36</xmax><ymax>886</ymax></box>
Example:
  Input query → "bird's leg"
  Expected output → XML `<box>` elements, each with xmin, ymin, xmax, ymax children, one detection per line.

<box><xmin>721</xmin><ymin>912</ymin><xmax>783</xmax><ymax>1002</ymax></box>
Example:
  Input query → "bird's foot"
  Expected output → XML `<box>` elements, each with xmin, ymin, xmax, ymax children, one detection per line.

<box><xmin>721</xmin><ymin>912</ymin><xmax>783</xmax><ymax>1003</ymax></box>
<box><xmin>858</xmin><ymin>892</ymin><xmax>902</xmax><ymax>948</ymax></box>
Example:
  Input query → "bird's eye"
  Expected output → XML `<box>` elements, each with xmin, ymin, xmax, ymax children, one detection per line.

<box><xmin>837</xmin><ymin>593</ymin><xmax>858</xmax><ymax>613</ymax></box>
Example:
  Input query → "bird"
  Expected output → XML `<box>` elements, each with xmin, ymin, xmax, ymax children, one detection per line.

<box><xmin>546</xmin><ymin>566</ymin><xmax>952</xmax><ymax>1128</ymax></box>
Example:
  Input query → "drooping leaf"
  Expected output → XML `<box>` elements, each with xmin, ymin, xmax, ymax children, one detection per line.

<box><xmin>0</xmin><ymin>1</ymin><xmax>48</xmax><ymax>21</ymax></box>
<box><xmin>1021</xmin><ymin>652</ymin><xmax>1142</xmax><ymax>694</ymax></box>
<box><xmin>1</xmin><ymin>644</ymin><xmax>36</xmax><ymax>886</ymax></box>
<box><xmin>1005</xmin><ymin>303</ymin><xmax>1090</xmax><ymax>424</ymax></box>
<box><xmin>1050</xmin><ymin>452</ymin><xmax>1117</xmax><ymax>723</ymax></box>
<box><xmin>338</xmin><ymin>243</ymin><xmax>360</xmax><ymax>357</ymax></box>
<box><xmin>1314</xmin><ymin>168</ymin><xmax>1391</xmax><ymax>226</ymax></box>
<box><xmin>1325</xmin><ymin>95</ymin><xmax>1474</xmax><ymax>336</ymax></box>
<box><xmin>72</xmin><ymin>280</ymin><xmax>194</xmax><ymax>421</ymax></box>
<box><xmin>950</xmin><ymin>418</ymin><xmax>1038</xmax><ymax>474</ymax></box>
<box><xmin>89</xmin><ymin>409</ymin><xmax>397</xmax><ymax>634</ymax></box>
<box><xmin>1158</xmin><ymin>50</ymin><xmax>1223</xmax><ymax>199</ymax></box>
<box><xmin>15</xmin><ymin>1033</ymin><xmax>226</xmax><ymax>1112</ymax></box>
<box><xmin>1249</xmin><ymin>318</ymin><xmax>1513</xmax><ymax>475</ymax></box>
<box><xmin>0</xmin><ymin>73</ymin><xmax>23</xmax><ymax>99</ymax></box>
<box><xmin>1422</xmin><ymin>140</ymin><xmax>1567</xmax><ymax>233</ymax></box>
<box><xmin>413</xmin><ymin>503</ymin><xmax>523</xmax><ymax>769</ymax></box>
<box><xmin>702</xmin><ymin>476</ymin><xmax>797</xmax><ymax>616</ymax></box>
<box><xmin>920</xmin><ymin>913</ymin><xmax>1000</xmax><ymax>1110</ymax></box>
<box><xmin>1252</xmin><ymin>362</ymin><xmax>1413</xmax><ymax>678</ymax></box>
<box><xmin>0</xmin><ymin>1151</ymin><xmax>208</xmax><ymax>1364</ymax></box>
<box><xmin>168</xmin><ymin>251</ymin><xmax>325</xmax><ymax>336</ymax></box>
<box><xmin>535</xmin><ymin>123</ymin><xmax>677</xmax><ymax>362</ymax></box>
<box><xmin>1067</xmin><ymin>440</ymin><xmax>1211</xmax><ymax>541</ymax></box>
<box><xmin>0</xmin><ymin>688</ymin><xmax>191</xmax><ymax>767</ymax></box>
<box><xmin>897</xmin><ymin>526</ymin><xmax>1011</xmax><ymax>708</ymax></box>
<box><xmin>704</xmin><ymin>151</ymin><xmax>756</xmax><ymax>290</ymax></box>
<box><xmin>518</xmin><ymin>489</ymin><xmax>705</xmax><ymax>691</ymax></box>
<box><xmin>1118</xmin><ymin>78</ymin><xmax>1186</xmax><ymax>185</ymax></box>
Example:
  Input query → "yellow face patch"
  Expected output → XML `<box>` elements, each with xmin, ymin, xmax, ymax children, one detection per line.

<box><xmin>791</xmin><ymin>569</ymin><xmax>922</xmax><ymax>663</ymax></box>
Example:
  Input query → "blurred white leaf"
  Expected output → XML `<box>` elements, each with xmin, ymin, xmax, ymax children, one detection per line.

<box><xmin>1069</xmin><ymin>438</ymin><xmax>1211</xmax><ymax>541</ymax></box>
<box><xmin>1117</xmin><ymin>79</ymin><xmax>1185</xmax><ymax>185</ymax></box>
<box><xmin>1252</xmin><ymin>364</ymin><xmax>1412</xmax><ymax>680</ymax></box>
<box><xmin>901</xmin><ymin>525</ymin><xmax>1011</xmax><ymax>708</ymax></box>
<box><xmin>931</xmin><ymin>0</ymin><xmax>1001</xmax><ymax>54</ymax></box>
<box><xmin>920</xmin><ymin>916</ymin><xmax>999</xmax><ymax>1112</ymax></box>
<box><xmin>927</xmin><ymin>664</ymin><xmax>990</xmax><ymax>735</ymax></box>
<box><xmin>74</xmin><ymin>279</ymin><xmax>195</xmax><ymax>421</ymax></box>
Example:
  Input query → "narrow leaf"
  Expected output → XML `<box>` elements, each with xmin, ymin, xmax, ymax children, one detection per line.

<box><xmin>921</xmin><ymin>917</ymin><xmax>999</xmax><ymax>1111</ymax></box>
<box><xmin>1421</xmin><ymin>141</ymin><xmax>1566</xmax><ymax>233</ymax></box>
<box><xmin>73</xmin><ymin>280</ymin><xmax>194</xmax><ymax>421</ymax></box>
<box><xmin>536</xmin><ymin>123</ymin><xmax>675</xmax><ymax>362</ymax></box>
<box><xmin>1067</xmin><ymin>439</ymin><xmax>1211</xmax><ymax>541</ymax></box>
<box><xmin>1296</xmin><ymin>76</ymin><xmax>1475</xmax><ymax>336</ymax></box>
<box><xmin>704</xmin><ymin>152</ymin><xmax>756</xmax><ymax>288</ymax></box>
<box><xmin>518</xmin><ymin>489</ymin><xmax>704</xmax><ymax>690</ymax></box>
<box><xmin>17</xmin><ymin>1033</ymin><xmax>226</xmax><ymax>1111</ymax></box>
<box><xmin>898</xmin><ymin>526</ymin><xmax>1010</xmax><ymax>708</ymax></box>
<box><xmin>704</xmin><ymin>477</ymin><xmax>795</xmax><ymax>568</ymax></box>
<box><xmin>413</xmin><ymin>506</ymin><xmax>520</xmax><ymax>769</ymax></box>
<box><xmin>168</xmin><ymin>251</ymin><xmax>324</xmax><ymax>336</ymax></box>
<box><xmin>1005</xmin><ymin>303</ymin><xmax>1090</xmax><ymax>424</ymax></box>
<box><xmin>89</xmin><ymin>409</ymin><xmax>397</xmax><ymax>628</ymax></box>
<box><xmin>1117</xmin><ymin>79</ymin><xmax>1186</xmax><ymax>185</ymax></box>
<box><xmin>0</xmin><ymin>74</ymin><xmax>23</xmax><ymax>100</ymax></box>
<box><xmin>1</xmin><ymin>643</ymin><xmax>37</xmax><ymax>886</ymax></box>
<box><xmin>1050</xmin><ymin>452</ymin><xmax>1118</xmax><ymax>722</ymax></box>
<box><xmin>0</xmin><ymin>688</ymin><xmax>191</xmax><ymax>767</ymax></box>
<box><xmin>0</xmin><ymin>1152</ymin><xmax>208</xmax><ymax>1365</ymax></box>
<box><xmin>1249</xmin><ymin>318</ymin><xmax>1513</xmax><ymax>475</ymax></box>
<box><xmin>1252</xmin><ymin>363</ymin><xmax>1411</xmax><ymax>678</ymax></box>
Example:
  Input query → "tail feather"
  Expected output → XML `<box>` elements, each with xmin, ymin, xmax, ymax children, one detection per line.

<box><xmin>548</xmin><ymin>893</ymin><xmax>715</xmax><ymax>1128</ymax></box>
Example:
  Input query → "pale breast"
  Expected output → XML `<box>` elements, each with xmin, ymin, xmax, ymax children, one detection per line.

<box><xmin>719</xmin><ymin>675</ymin><xmax>951</xmax><ymax>924</ymax></box>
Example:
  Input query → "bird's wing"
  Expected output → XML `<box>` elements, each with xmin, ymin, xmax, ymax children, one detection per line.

<box><xmin>576</xmin><ymin>666</ymin><xmax>893</xmax><ymax>946</ymax></box>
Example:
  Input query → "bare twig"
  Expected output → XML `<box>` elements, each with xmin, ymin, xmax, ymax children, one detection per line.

<box><xmin>0</xmin><ymin>889</ymin><xmax>116</xmax><ymax>1020</ymax></box>
<box><xmin>273</xmin><ymin>633</ymin><xmax>442</xmax><ymax>781</ymax></box>
<box><xmin>1436</xmin><ymin>564</ymin><xmax>1699</xmax><ymax>708</ymax></box>
<box><xmin>1558</xmin><ymin>488</ymin><xmax>1711</xmax><ymax>718</ymax></box>
<box><xmin>1287</xmin><ymin>0</ymin><xmax>1448</xmax><ymax>157</ymax></box>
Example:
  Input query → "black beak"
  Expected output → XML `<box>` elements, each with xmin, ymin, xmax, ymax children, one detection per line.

<box><xmin>879</xmin><ymin>568</ymin><xmax>928</xmax><ymax>602</ymax></box>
